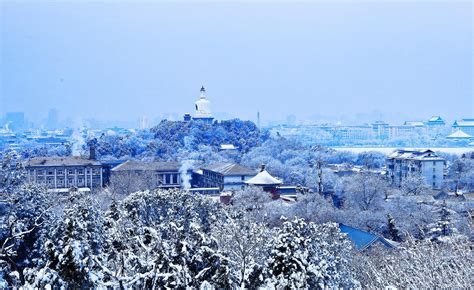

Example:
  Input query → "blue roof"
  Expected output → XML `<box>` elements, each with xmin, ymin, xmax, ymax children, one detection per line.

<box><xmin>339</xmin><ymin>224</ymin><xmax>397</xmax><ymax>251</ymax></box>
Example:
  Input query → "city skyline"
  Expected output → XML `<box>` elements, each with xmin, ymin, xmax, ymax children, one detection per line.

<box><xmin>1</xmin><ymin>1</ymin><xmax>473</xmax><ymax>125</ymax></box>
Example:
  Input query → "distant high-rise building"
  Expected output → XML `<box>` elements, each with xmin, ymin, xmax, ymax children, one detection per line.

<box><xmin>139</xmin><ymin>116</ymin><xmax>149</xmax><ymax>130</ymax></box>
<box><xmin>6</xmin><ymin>112</ymin><xmax>26</xmax><ymax>131</ymax></box>
<box><xmin>46</xmin><ymin>108</ymin><xmax>59</xmax><ymax>129</ymax></box>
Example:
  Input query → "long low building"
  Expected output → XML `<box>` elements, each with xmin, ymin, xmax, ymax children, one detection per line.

<box><xmin>25</xmin><ymin>156</ymin><xmax>105</xmax><ymax>190</ymax></box>
<box><xmin>110</xmin><ymin>160</ymin><xmax>182</xmax><ymax>188</ymax></box>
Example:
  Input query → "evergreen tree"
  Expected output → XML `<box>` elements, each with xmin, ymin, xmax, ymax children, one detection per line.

<box><xmin>387</xmin><ymin>213</ymin><xmax>403</xmax><ymax>242</ymax></box>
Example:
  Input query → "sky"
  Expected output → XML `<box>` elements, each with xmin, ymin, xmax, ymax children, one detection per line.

<box><xmin>0</xmin><ymin>0</ymin><xmax>473</xmax><ymax>126</ymax></box>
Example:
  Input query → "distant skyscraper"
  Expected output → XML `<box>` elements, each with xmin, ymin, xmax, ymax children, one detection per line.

<box><xmin>139</xmin><ymin>116</ymin><xmax>149</xmax><ymax>129</ymax></box>
<box><xmin>46</xmin><ymin>108</ymin><xmax>59</xmax><ymax>129</ymax></box>
<box><xmin>6</xmin><ymin>112</ymin><xmax>26</xmax><ymax>131</ymax></box>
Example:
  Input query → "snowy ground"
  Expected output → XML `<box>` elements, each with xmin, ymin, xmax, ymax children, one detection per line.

<box><xmin>331</xmin><ymin>147</ymin><xmax>473</xmax><ymax>155</ymax></box>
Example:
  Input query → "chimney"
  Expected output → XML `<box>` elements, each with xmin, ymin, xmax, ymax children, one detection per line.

<box><xmin>260</xmin><ymin>164</ymin><xmax>266</xmax><ymax>172</ymax></box>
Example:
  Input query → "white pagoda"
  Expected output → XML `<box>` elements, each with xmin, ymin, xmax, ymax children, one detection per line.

<box><xmin>192</xmin><ymin>86</ymin><xmax>214</xmax><ymax>123</ymax></box>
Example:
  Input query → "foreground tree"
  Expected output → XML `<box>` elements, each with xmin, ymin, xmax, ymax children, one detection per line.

<box><xmin>356</xmin><ymin>236</ymin><xmax>473</xmax><ymax>288</ymax></box>
<box><xmin>266</xmin><ymin>218</ymin><xmax>357</xmax><ymax>289</ymax></box>
<box><xmin>212</xmin><ymin>210</ymin><xmax>270</xmax><ymax>288</ymax></box>
<box><xmin>0</xmin><ymin>152</ymin><xmax>53</xmax><ymax>286</ymax></box>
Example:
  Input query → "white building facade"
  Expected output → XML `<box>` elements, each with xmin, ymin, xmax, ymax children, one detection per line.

<box><xmin>386</xmin><ymin>149</ymin><xmax>445</xmax><ymax>189</ymax></box>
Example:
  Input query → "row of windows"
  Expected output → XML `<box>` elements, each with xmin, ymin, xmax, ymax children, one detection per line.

<box><xmin>163</xmin><ymin>174</ymin><xmax>179</xmax><ymax>184</ymax></box>
<box><xmin>40</xmin><ymin>177</ymin><xmax>101</xmax><ymax>187</ymax></box>
<box><xmin>32</xmin><ymin>168</ymin><xmax>101</xmax><ymax>175</ymax></box>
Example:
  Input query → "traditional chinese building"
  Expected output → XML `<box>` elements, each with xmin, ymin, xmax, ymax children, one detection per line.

<box><xmin>245</xmin><ymin>164</ymin><xmax>283</xmax><ymax>196</ymax></box>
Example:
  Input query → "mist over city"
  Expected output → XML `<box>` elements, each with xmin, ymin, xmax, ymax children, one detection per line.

<box><xmin>0</xmin><ymin>1</ymin><xmax>473</xmax><ymax>289</ymax></box>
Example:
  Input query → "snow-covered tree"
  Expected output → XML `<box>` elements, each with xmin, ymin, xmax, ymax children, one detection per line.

<box><xmin>339</xmin><ymin>173</ymin><xmax>388</xmax><ymax>211</ymax></box>
<box><xmin>400</xmin><ymin>175</ymin><xmax>431</xmax><ymax>196</ymax></box>
<box><xmin>25</xmin><ymin>193</ymin><xmax>106</xmax><ymax>288</ymax></box>
<box><xmin>386</xmin><ymin>213</ymin><xmax>403</xmax><ymax>242</ymax></box>
<box><xmin>266</xmin><ymin>218</ymin><xmax>357</xmax><ymax>288</ymax></box>
<box><xmin>428</xmin><ymin>200</ymin><xmax>457</xmax><ymax>241</ymax></box>
<box><xmin>212</xmin><ymin>209</ymin><xmax>270</xmax><ymax>288</ymax></box>
<box><xmin>356</xmin><ymin>236</ymin><xmax>473</xmax><ymax>288</ymax></box>
<box><xmin>0</xmin><ymin>152</ymin><xmax>54</xmax><ymax>286</ymax></box>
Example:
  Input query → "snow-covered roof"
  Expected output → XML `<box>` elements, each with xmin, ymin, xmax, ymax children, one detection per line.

<box><xmin>202</xmin><ymin>163</ymin><xmax>257</xmax><ymax>176</ymax></box>
<box><xmin>111</xmin><ymin>160</ymin><xmax>181</xmax><ymax>172</ymax></box>
<box><xmin>387</xmin><ymin>149</ymin><xmax>444</xmax><ymax>161</ymax></box>
<box><xmin>428</xmin><ymin>116</ymin><xmax>443</xmax><ymax>122</ymax></box>
<box><xmin>48</xmin><ymin>187</ymin><xmax>91</xmax><ymax>193</ymax></box>
<box><xmin>245</xmin><ymin>166</ymin><xmax>282</xmax><ymax>185</ymax></box>
<box><xmin>446</xmin><ymin>130</ymin><xmax>473</xmax><ymax>139</ymax></box>
<box><xmin>25</xmin><ymin>156</ymin><xmax>102</xmax><ymax>167</ymax></box>
<box><xmin>453</xmin><ymin>119</ymin><xmax>474</xmax><ymax>127</ymax></box>
<box><xmin>219</xmin><ymin>144</ymin><xmax>237</xmax><ymax>150</ymax></box>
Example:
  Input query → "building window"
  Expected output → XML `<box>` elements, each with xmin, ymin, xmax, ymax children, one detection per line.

<box><xmin>57</xmin><ymin>170</ymin><xmax>63</xmax><ymax>175</ymax></box>
<box><xmin>48</xmin><ymin>170</ymin><xmax>54</xmax><ymax>175</ymax></box>
<box><xmin>68</xmin><ymin>178</ymin><xmax>74</xmax><ymax>185</ymax></box>
<box><xmin>172</xmin><ymin>174</ymin><xmax>177</xmax><ymax>184</ymax></box>
<box><xmin>68</xmin><ymin>169</ymin><xmax>74</xmax><ymax>175</ymax></box>
<box><xmin>78</xmin><ymin>169</ymin><xmax>84</xmax><ymax>174</ymax></box>
<box><xmin>58</xmin><ymin>179</ymin><xmax>64</xmax><ymax>185</ymax></box>
<box><xmin>241</xmin><ymin>176</ymin><xmax>245</xmax><ymax>181</ymax></box>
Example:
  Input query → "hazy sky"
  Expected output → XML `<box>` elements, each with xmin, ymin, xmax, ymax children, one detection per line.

<box><xmin>1</xmin><ymin>0</ymin><xmax>473</xmax><ymax>126</ymax></box>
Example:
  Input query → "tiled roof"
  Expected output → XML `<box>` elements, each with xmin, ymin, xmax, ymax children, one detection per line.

<box><xmin>202</xmin><ymin>163</ymin><xmax>257</xmax><ymax>176</ymax></box>
<box><xmin>111</xmin><ymin>160</ymin><xmax>181</xmax><ymax>172</ymax></box>
<box><xmin>245</xmin><ymin>169</ymin><xmax>282</xmax><ymax>185</ymax></box>
<box><xmin>446</xmin><ymin>130</ymin><xmax>473</xmax><ymax>139</ymax></box>
<box><xmin>428</xmin><ymin>116</ymin><xmax>444</xmax><ymax>122</ymax></box>
<box><xmin>339</xmin><ymin>224</ymin><xmax>398</xmax><ymax>251</ymax></box>
<box><xmin>453</xmin><ymin>119</ymin><xmax>474</xmax><ymax>127</ymax></box>
<box><xmin>387</xmin><ymin>149</ymin><xmax>444</xmax><ymax>161</ymax></box>
<box><xmin>25</xmin><ymin>156</ymin><xmax>102</xmax><ymax>167</ymax></box>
